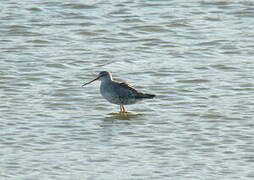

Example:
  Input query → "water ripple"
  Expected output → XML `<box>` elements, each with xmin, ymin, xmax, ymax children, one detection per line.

<box><xmin>1</xmin><ymin>1</ymin><xmax>254</xmax><ymax>179</ymax></box>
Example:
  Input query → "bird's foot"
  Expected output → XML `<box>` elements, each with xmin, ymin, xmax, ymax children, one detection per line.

<box><xmin>119</xmin><ymin>105</ymin><xmax>127</xmax><ymax>114</ymax></box>
<box><xmin>119</xmin><ymin>111</ymin><xmax>127</xmax><ymax>114</ymax></box>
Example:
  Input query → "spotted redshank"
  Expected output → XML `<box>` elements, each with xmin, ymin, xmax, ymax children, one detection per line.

<box><xmin>82</xmin><ymin>71</ymin><xmax>155</xmax><ymax>113</ymax></box>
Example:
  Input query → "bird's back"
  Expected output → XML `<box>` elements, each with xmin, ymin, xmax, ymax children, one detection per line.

<box><xmin>117</xmin><ymin>82</ymin><xmax>155</xmax><ymax>98</ymax></box>
<box><xmin>100</xmin><ymin>80</ymin><xmax>155</xmax><ymax>105</ymax></box>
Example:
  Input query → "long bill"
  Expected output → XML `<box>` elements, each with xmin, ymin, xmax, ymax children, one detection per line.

<box><xmin>81</xmin><ymin>76</ymin><xmax>100</xmax><ymax>87</ymax></box>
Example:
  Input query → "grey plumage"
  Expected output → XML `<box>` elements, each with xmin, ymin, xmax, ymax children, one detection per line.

<box><xmin>82</xmin><ymin>71</ymin><xmax>155</xmax><ymax>112</ymax></box>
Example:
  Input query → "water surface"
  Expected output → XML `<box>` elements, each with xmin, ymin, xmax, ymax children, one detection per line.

<box><xmin>1</xmin><ymin>0</ymin><xmax>254</xmax><ymax>179</ymax></box>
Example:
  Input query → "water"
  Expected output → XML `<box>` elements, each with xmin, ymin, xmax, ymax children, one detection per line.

<box><xmin>1</xmin><ymin>0</ymin><xmax>254</xmax><ymax>179</ymax></box>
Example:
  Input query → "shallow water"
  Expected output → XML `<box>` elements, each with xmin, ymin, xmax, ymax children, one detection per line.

<box><xmin>1</xmin><ymin>0</ymin><xmax>254</xmax><ymax>179</ymax></box>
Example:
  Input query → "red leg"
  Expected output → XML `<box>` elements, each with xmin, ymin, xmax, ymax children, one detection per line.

<box><xmin>122</xmin><ymin>105</ymin><xmax>126</xmax><ymax>113</ymax></box>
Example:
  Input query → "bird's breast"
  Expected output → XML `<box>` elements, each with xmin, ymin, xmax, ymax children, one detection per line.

<box><xmin>100</xmin><ymin>82</ymin><xmax>137</xmax><ymax>105</ymax></box>
<box><xmin>100</xmin><ymin>84</ymin><xmax>118</xmax><ymax>104</ymax></box>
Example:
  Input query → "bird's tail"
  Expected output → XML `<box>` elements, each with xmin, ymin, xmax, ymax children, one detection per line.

<box><xmin>136</xmin><ymin>93</ymin><xmax>156</xmax><ymax>99</ymax></box>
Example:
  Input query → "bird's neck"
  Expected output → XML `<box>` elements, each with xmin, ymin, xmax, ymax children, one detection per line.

<box><xmin>101</xmin><ymin>77</ymin><xmax>113</xmax><ymax>84</ymax></box>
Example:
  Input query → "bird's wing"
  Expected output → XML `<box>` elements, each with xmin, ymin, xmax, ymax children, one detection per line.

<box><xmin>116</xmin><ymin>82</ymin><xmax>140</xmax><ymax>94</ymax></box>
<box><xmin>118</xmin><ymin>82</ymin><xmax>155</xmax><ymax>99</ymax></box>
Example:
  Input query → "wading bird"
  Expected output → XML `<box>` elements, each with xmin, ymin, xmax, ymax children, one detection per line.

<box><xmin>82</xmin><ymin>71</ymin><xmax>155</xmax><ymax>113</ymax></box>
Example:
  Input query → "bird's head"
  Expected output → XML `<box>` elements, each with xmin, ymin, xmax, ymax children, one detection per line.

<box><xmin>82</xmin><ymin>71</ymin><xmax>112</xmax><ymax>86</ymax></box>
